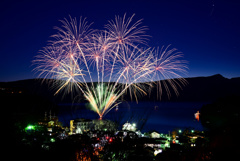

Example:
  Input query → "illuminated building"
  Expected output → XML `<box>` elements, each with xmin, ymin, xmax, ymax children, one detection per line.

<box><xmin>122</xmin><ymin>122</ymin><xmax>136</xmax><ymax>131</ymax></box>
<box><xmin>38</xmin><ymin>111</ymin><xmax>63</xmax><ymax>134</ymax></box>
<box><xmin>149</xmin><ymin>130</ymin><xmax>161</xmax><ymax>138</ymax></box>
<box><xmin>70</xmin><ymin>120</ymin><xmax>74</xmax><ymax>134</ymax></box>
<box><xmin>143</xmin><ymin>137</ymin><xmax>170</xmax><ymax>149</ymax></box>
<box><xmin>70</xmin><ymin>119</ymin><xmax>117</xmax><ymax>134</ymax></box>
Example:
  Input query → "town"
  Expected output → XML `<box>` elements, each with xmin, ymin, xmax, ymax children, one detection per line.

<box><xmin>19</xmin><ymin>111</ymin><xmax>209</xmax><ymax>161</ymax></box>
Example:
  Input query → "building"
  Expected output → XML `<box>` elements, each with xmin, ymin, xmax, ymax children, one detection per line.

<box><xmin>149</xmin><ymin>130</ymin><xmax>161</xmax><ymax>138</ymax></box>
<box><xmin>38</xmin><ymin>111</ymin><xmax>63</xmax><ymax>134</ymax></box>
<box><xmin>122</xmin><ymin>122</ymin><xmax>136</xmax><ymax>131</ymax></box>
<box><xmin>70</xmin><ymin>118</ymin><xmax>117</xmax><ymax>135</ymax></box>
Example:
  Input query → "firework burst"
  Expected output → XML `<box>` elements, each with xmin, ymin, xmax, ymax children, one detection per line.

<box><xmin>33</xmin><ymin>14</ymin><xmax>188</xmax><ymax>119</ymax></box>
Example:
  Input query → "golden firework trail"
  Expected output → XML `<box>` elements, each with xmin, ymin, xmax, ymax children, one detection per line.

<box><xmin>33</xmin><ymin>14</ymin><xmax>188</xmax><ymax>119</ymax></box>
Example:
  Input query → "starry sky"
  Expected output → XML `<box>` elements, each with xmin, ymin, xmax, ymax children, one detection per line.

<box><xmin>0</xmin><ymin>0</ymin><xmax>240</xmax><ymax>82</ymax></box>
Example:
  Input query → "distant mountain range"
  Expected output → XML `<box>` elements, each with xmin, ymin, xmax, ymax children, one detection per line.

<box><xmin>155</xmin><ymin>74</ymin><xmax>240</xmax><ymax>102</ymax></box>
<box><xmin>1</xmin><ymin>74</ymin><xmax>240</xmax><ymax>105</ymax></box>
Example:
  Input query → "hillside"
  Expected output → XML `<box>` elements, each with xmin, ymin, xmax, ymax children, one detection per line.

<box><xmin>159</xmin><ymin>74</ymin><xmax>240</xmax><ymax>102</ymax></box>
<box><xmin>1</xmin><ymin>74</ymin><xmax>240</xmax><ymax>105</ymax></box>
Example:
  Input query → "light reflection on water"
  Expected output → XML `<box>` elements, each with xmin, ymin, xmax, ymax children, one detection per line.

<box><xmin>58</xmin><ymin>101</ymin><xmax>207</xmax><ymax>133</ymax></box>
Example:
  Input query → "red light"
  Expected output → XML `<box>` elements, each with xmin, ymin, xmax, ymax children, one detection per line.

<box><xmin>109</xmin><ymin>138</ymin><xmax>112</xmax><ymax>142</ymax></box>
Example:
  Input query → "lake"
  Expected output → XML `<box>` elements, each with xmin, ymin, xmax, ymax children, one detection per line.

<box><xmin>58</xmin><ymin>101</ymin><xmax>207</xmax><ymax>133</ymax></box>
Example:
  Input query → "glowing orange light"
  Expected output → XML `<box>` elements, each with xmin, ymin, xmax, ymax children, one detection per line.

<box><xmin>195</xmin><ymin>111</ymin><xmax>200</xmax><ymax>121</ymax></box>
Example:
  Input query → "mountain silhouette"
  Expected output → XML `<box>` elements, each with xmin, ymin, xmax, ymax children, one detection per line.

<box><xmin>1</xmin><ymin>74</ymin><xmax>240</xmax><ymax>105</ymax></box>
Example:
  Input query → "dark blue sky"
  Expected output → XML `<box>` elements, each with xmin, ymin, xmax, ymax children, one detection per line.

<box><xmin>1</xmin><ymin>0</ymin><xmax>240</xmax><ymax>81</ymax></box>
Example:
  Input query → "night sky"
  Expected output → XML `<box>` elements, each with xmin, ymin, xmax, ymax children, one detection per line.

<box><xmin>1</xmin><ymin>0</ymin><xmax>240</xmax><ymax>82</ymax></box>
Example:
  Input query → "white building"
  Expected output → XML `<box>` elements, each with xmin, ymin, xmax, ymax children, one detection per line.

<box><xmin>70</xmin><ymin>118</ymin><xmax>117</xmax><ymax>134</ymax></box>
<box><xmin>122</xmin><ymin>122</ymin><xmax>136</xmax><ymax>131</ymax></box>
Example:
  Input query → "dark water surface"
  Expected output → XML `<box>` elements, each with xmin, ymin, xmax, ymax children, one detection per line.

<box><xmin>58</xmin><ymin>101</ymin><xmax>207</xmax><ymax>133</ymax></box>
